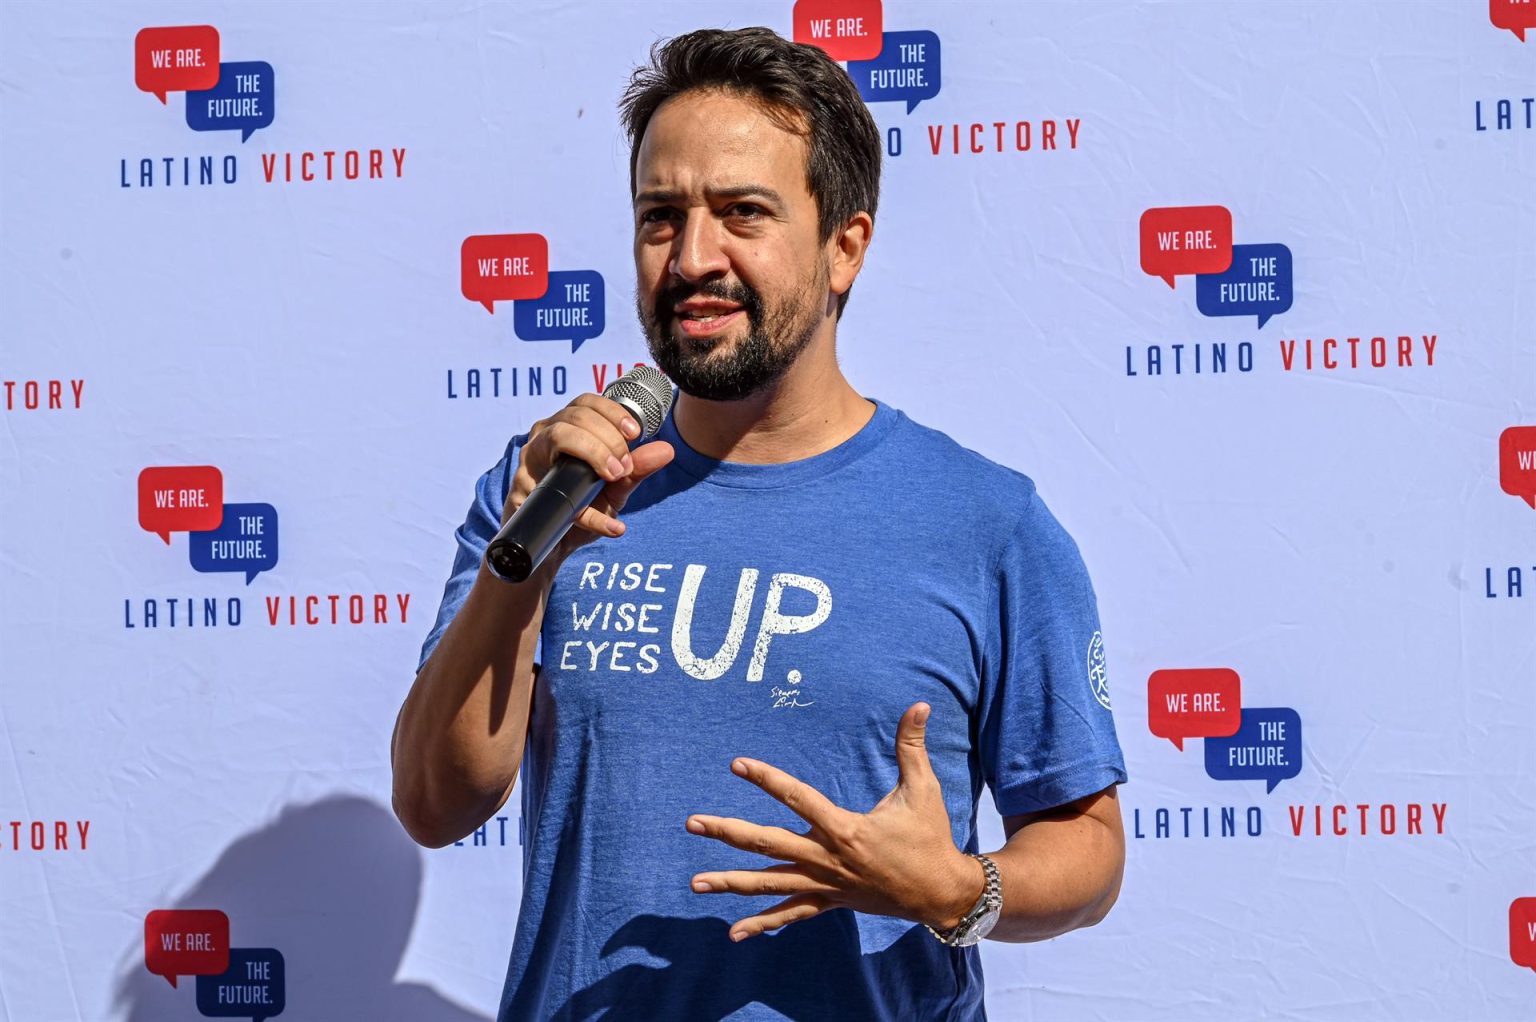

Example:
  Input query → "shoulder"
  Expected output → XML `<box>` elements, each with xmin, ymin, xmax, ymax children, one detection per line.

<box><xmin>882</xmin><ymin>402</ymin><xmax>1042</xmax><ymax>516</ymax></box>
<box><xmin>468</xmin><ymin>431</ymin><xmax>533</xmax><ymax>523</ymax></box>
<box><xmin>883</xmin><ymin>405</ymin><xmax>1093</xmax><ymax>581</ymax></box>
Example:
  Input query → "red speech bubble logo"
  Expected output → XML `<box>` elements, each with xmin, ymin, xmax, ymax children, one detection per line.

<box><xmin>1491</xmin><ymin>0</ymin><xmax>1536</xmax><ymax>42</ymax></box>
<box><xmin>793</xmin><ymin>0</ymin><xmax>884</xmax><ymax>61</ymax></box>
<box><xmin>1510</xmin><ymin>898</ymin><xmax>1536</xmax><ymax>971</ymax></box>
<box><xmin>1148</xmin><ymin>668</ymin><xmax>1242</xmax><ymax>751</ymax></box>
<box><xmin>1139</xmin><ymin>206</ymin><xmax>1233</xmax><ymax>288</ymax></box>
<box><xmin>144</xmin><ymin>909</ymin><xmax>230</xmax><ymax>988</ymax></box>
<box><xmin>134</xmin><ymin>26</ymin><xmax>221</xmax><ymax>104</ymax></box>
<box><xmin>138</xmin><ymin>466</ymin><xmax>224</xmax><ymax>544</ymax></box>
<box><xmin>461</xmin><ymin>234</ymin><xmax>549</xmax><ymax>314</ymax></box>
<box><xmin>1499</xmin><ymin>426</ymin><xmax>1536</xmax><ymax>509</ymax></box>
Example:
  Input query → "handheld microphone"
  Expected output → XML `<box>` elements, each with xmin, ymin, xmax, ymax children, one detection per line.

<box><xmin>485</xmin><ymin>365</ymin><xmax>674</xmax><ymax>583</ymax></box>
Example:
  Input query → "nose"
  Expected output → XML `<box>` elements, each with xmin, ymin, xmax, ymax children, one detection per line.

<box><xmin>669</xmin><ymin>209</ymin><xmax>730</xmax><ymax>284</ymax></box>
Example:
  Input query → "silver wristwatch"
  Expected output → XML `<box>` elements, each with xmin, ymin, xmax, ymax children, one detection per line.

<box><xmin>925</xmin><ymin>852</ymin><xmax>1002</xmax><ymax>947</ymax></box>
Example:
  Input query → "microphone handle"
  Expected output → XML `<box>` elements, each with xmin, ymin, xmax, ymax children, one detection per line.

<box><xmin>485</xmin><ymin>456</ymin><xmax>607</xmax><ymax>583</ymax></box>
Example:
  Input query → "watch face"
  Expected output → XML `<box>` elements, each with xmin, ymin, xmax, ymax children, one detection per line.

<box><xmin>956</xmin><ymin>905</ymin><xmax>1000</xmax><ymax>946</ymax></box>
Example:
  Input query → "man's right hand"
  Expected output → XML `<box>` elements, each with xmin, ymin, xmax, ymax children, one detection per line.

<box><xmin>508</xmin><ymin>391</ymin><xmax>675</xmax><ymax>565</ymax></box>
<box><xmin>392</xmin><ymin>392</ymin><xmax>674</xmax><ymax>848</ymax></box>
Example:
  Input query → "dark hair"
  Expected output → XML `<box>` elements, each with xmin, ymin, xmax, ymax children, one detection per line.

<box><xmin>619</xmin><ymin>27</ymin><xmax>881</xmax><ymax>317</ymax></box>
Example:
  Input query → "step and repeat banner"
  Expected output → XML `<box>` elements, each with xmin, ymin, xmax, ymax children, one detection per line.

<box><xmin>1</xmin><ymin>1</ymin><xmax>1532</xmax><ymax>1019</ymax></box>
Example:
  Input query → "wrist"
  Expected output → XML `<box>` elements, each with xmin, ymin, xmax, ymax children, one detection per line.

<box><xmin>927</xmin><ymin>851</ymin><xmax>986</xmax><ymax>931</ymax></box>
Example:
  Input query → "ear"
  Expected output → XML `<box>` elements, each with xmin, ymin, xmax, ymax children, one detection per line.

<box><xmin>827</xmin><ymin>211</ymin><xmax>874</xmax><ymax>303</ymax></box>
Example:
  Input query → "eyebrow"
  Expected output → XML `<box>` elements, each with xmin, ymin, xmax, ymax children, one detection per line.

<box><xmin>632</xmin><ymin>184</ymin><xmax>786</xmax><ymax>208</ymax></box>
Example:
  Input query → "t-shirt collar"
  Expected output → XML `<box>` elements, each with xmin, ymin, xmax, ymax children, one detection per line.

<box><xmin>657</xmin><ymin>395</ymin><xmax>897</xmax><ymax>489</ymax></box>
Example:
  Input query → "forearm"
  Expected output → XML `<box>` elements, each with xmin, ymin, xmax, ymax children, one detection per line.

<box><xmin>927</xmin><ymin>792</ymin><xmax>1125</xmax><ymax>943</ymax></box>
<box><xmin>983</xmin><ymin>804</ymin><xmax>1124</xmax><ymax>941</ymax></box>
<box><xmin>391</xmin><ymin>560</ymin><xmax>552</xmax><ymax>847</ymax></box>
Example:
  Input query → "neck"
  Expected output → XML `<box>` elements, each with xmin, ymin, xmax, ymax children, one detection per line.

<box><xmin>670</xmin><ymin>329</ymin><xmax>874</xmax><ymax>464</ymax></box>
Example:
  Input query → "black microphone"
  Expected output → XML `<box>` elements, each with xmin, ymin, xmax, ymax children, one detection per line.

<box><xmin>485</xmin><ymin>365</ymin><xmax>674</xmax><ymax>583</ymax></box>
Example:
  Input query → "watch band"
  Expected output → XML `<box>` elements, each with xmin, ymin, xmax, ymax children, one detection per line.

<box><xmin>925</xmin><ymin>852</ymin><xmax>1002</xmax><ymax>946</ymax></box>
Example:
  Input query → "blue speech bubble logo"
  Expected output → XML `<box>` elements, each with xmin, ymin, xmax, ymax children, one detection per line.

<box><xmin>195</xmin><ymin>948</ymin><xmax>284</xmax><ymax>1021</ymax></box>
<box><xmin>848</xmin><ymin>30</ymin><xmax>941</xmax><ymax>114</ymax></box>
<box><xmin>185</xmin><ymin>61</ymin><xmax>275</xmax><ymax>142</ymax></box>
<box><xmin>189</xmin><ymin>502</ymin><xmax>278</xmax><ymax>584</ymax></box>
<box><xmin>1204</xmin><ymin>707</ymin><xmax>1302</xmax><ymax>793</ymax></box>
<box><xmin>513</xmin><ymin>269</ymin><xmax>605</xmax><ymax>352</ymax></box>
<box><xmin>1195</xmin><ymin>242</ymin><xmax>1293</xmax><ymax>329</ymax></box>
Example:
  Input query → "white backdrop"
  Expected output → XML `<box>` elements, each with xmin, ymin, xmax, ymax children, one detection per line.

<box><xmin>1</xmin><ymin>2</ymin><xmax>1533</xmax><ymax>1019</ymax></box>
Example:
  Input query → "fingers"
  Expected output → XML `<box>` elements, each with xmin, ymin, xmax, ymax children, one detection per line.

<box><xmin>727</xmin><ymin>758</ymin><xmax>850</xmax><ymax>832</ymax></box>
<box><xmin>531</xmin><ymin>415</ymin><xmax>633</xmax><ymax>483</ymax></box>
<box><xmin>562</xmin><ymin>441</ymin><xmax>677</xmax><ymax>546</ymax></box>
<box><xmin>506</xmin><ymin>392</ymin><xmax>673</xmax><ymax>549</ymax></box>
<box><xmin>572</xmin><ymin>504</ymin><xmax>625</xmax><ymax>539</ymax></box>
<box><xmin>685</xmin><ymin>814</ymin><xmax>832</xmax><ymax>870</ymax></box>
<box><xmin>570</xmin><ymin>391</ymin><xmax>643</xmax><ymax>443</ymax></box>
<box><xmin>690</xmin><ymin>863</ymin><xmax>841</xmax><ymax>898</ymax></box>
<box><xmin>590</xmin><ymin>441</ymin><xmax>675</xmax><ymax>516</ymax></box>
<box><xmin>563</xmin><ymin>398</ymin><xmax>638</xmax><ymax>462</ymax></box>
<box><xmin>519</xmin><ymin>394</ymin><xmax>639</xmax><ymax>483</ymax></box>
<box><xmin>534</xmin><ymin>395</ymin><xmax>639</xmax><ymax>479</ymax></box>
<box><xmin>726</xmin><ymin>894</ymin><xmax>829</xmax><ymax>942</ymax></box>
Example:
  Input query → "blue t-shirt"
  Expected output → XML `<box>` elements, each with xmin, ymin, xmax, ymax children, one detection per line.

<box><xmin>417</xmin><ymin>399</ymin><xmax>1127</xmax><ymax>1022</ymax></box>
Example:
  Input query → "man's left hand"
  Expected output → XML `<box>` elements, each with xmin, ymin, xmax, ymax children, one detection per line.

<box><xmin>685</xmin><ymin>702</ymin><xmax>980</xmax><ymax>942</ymax></box>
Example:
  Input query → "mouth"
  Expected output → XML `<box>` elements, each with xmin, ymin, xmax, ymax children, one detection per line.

<box><xmin>672</xmin><ymin>308</ymin><xmax>743</xmax><ymax>341</ymax></box>
<box><xmin>670</xmin><ymin>305</ymin><xmax>745</xmax><ymax>339</ymax></box>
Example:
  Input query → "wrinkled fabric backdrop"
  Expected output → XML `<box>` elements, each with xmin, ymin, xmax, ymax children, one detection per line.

<box><xmin>1</xmin><ymin>2</ymin><xmax>1533</xmax><ymax>1019</ymax></box>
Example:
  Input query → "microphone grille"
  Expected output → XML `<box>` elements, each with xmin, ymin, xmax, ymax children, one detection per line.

<box><xmin>603</xmin><ymin>364</ymin><xmax>674</xmax><ymax>441</ymax></box>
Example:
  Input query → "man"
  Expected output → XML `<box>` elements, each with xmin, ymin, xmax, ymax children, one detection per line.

<box><xmin>393</xmin><ymin>26</ymin><xmax>1126</xmax><ymax>1021</ymax></box>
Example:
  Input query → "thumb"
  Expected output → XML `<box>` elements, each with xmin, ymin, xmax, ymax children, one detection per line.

<box><xmin>599</xmin><ymin>440</ymin><xmax>675</xmax><ymax>513</ymax></box>
<box><xmin>627</xmin><ymin>439</ymin><xmax>675</xmax><ymax>479</ymax></box>
<box><xmin>895</xmin><ymin>702</ymin><xmax>934</xmax><ymax>787</ymax></box>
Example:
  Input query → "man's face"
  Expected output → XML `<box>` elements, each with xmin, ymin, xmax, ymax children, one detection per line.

<box><xmin>632</xmin><ymin>89</ymin><xmax>830</xmax><ymax>402</ymax></box>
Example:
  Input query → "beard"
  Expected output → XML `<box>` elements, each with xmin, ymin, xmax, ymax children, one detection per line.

<box><xmin>637</xmin><ymin>263</ymin><xmax>826</xmax><ymax>402</ymax></box>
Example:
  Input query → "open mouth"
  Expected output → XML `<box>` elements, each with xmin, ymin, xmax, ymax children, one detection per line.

<box><xmin>674</xmin><ymin>308</ymin><xmax>743</xmax><ymax>337</ymax></box>
<box><xmin>670</xmin><ymin>300</ymin><xmax>745</xmax><ymax>338</ymax></box>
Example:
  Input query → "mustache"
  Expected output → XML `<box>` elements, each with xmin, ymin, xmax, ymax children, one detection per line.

<box><xmin>653</xmin><ymin>279</ymin><xmax>763</xmax><ymax>323</ymax></box>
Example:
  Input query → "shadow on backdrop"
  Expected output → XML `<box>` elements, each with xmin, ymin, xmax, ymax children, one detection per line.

<box><xmin>114</xmin><ymin>795</ymin><xmax>489</xmax><ymax>1021</ymax></box>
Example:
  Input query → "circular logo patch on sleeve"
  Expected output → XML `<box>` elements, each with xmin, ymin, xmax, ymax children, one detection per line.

<box><xmin>1087</xmin><ymin>631</ymin><xmax>1111</xmax><ymax>709</ymax></box>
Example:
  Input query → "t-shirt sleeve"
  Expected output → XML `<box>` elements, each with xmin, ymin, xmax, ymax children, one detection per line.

<box><xmin>415</xmin><ymin>433</ymin><xmax>528</xmax><ymax>674</ymax></box>
<box><xmin>977</xmin><ymin>487</ymin><xmax>1127</xmax><ymax>817</ymax></box>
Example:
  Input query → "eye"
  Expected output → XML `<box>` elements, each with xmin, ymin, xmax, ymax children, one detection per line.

<box><xmin>639</xmin><ymin>207</ymin><xmax>677</xmax><ymax>225</ymax></box>
<box><xmin>727</xmin><ymin>203</ymin><xmax>765</xmax><ymax>219</ymax></box>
